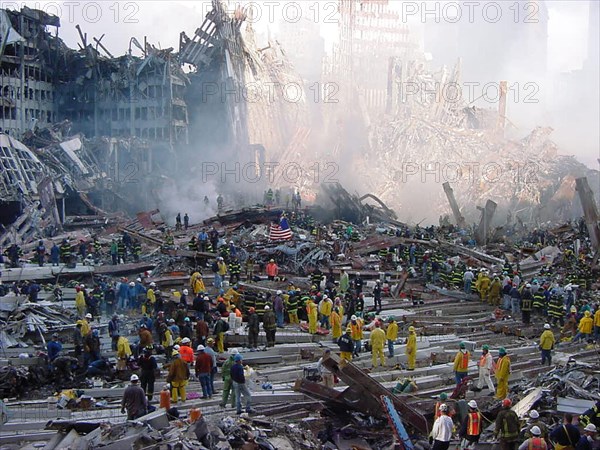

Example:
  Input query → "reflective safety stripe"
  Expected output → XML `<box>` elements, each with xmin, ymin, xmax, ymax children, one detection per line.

<box><xmin>528</xmin><ymin>438</ymin><xmax>544</xmax><ymax>450</ymax></box>
<box><xmin>467</xmin><ymin>412</ymin><xmax>481</xmax><ymax>436</ymax></box>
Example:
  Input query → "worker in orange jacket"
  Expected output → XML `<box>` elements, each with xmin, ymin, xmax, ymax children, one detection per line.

<box><xmin>453</xmin><ymin>342</ymin><xmax>470</xmax><ymax>385</ymax></box>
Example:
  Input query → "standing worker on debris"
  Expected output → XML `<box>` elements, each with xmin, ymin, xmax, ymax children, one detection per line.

<box><xmin>339</xmin><ymin>269</ymin><xmax>349</xmax><ymax>294</ymax></box>
<box><xmin>463</xmin><ymin>268</ymin><xmax>474</xmax><ymax>295</ymax></box>
<box><xmin>220</xmin><ymin>349</ymin><xmax>238</xmax><ymax>408</ymax></box>
<box><xmin>331</xmin><ymin>307</ymin><xmax>342</xmax><ymax>340</ymax></box>
<box><xmin>139</xmin><ymin>347</ymin><xmax>158</xmax><ymax>402</ymax></box>
<box><xmin>473</xmin><ymin>344</ymin><xmax>495</xmax><ymax>394</ymax></box>
<box><xmin>539</xmin><ymin>323</ymin><xmax>555</xmax><ymax>365</ymax></box>
<box><xmin>495</xmin><ymin>398</ymin><xmax>520</xmax><ymax>450</ymax></box>
<box><xmin>75</xmin><ymin>285</ymin><xmax>86</xmax><ymax>317</ymax></box>
<box><xmin>576</xmin><ymin>424</ymin><xmax>597</xmax><ymax>450</ymax></box>
<box><xmin>405</xmin><ymin>325</ymin><xmax>417</xmax><ymax>370</ymax></box>
<box><xmin>494</xmin><ymin>347</ymin><xmax>511</xmax><ymax>400</ymax></box>
<box><xmin>116</xmin><ymin>333</ymin><xmax>132</xmax><ymax>371</ymax></box>
<box><xmin>370</xmin><ymin>321</ymin><xmax>386</xmax><ymax>368</ymax></box>
<box><xmin>213</xmin><ymin>314</ymin><xmax>229</xmax><ymax>353</ymax></box>
<box><xmin>60</xmin><ymin>239</ymin><xmax>71</xmax><ymax>265</ymax></box>
<box><xmin>263</xmin><ymin>305</ymin><xmax>277</xmax><ymax>347</ymax></box>
<box><xmin>121</xmin><ymin>374</ymin><xmax>147</xmax><ymax>420</ymax></box>
<box><xmin>573</xmin><ymin>311</ymin><xmax>594</xmax><ymax>343</ymax></box>
<box><xmin>266</xmin><ymin>259</ymin><xmax>279</xmax><ymax>281</ymax></box>
<box><xmin>319</xmin><ymin>295</ymin><xmax>333</xmax><ymax>329</ymax></box>
<box><xmin>459</xmin><ymin>400</ymin><xmax>483</xmax><ymax>450</ymax></box>
<box><xmin>430</xmin><ymin>403</ymin><xmax>454</xmax><ymax>450</ymax></box>
<box><xmin>307</xmin><ymin>297</ymin><xmax>318</xmax><ymax>334</ymax></box>
<box><xmin>36</xmin><ymin>240</ymin><xmax>45</xmax><ymax>267</ymax></box>
<box><xmin>350</xmin><ymin>315</ymin><xmax>364</xmax><ymax>357</ymax></box>
<box><xmin>386</xmin><ymin>317</ymin><xmax>398</xmax><ymax>357</ymax></box>
<box><xmin>549</xmin><ymin>414</ymin><xmax>581</xmax><ymax>450</ymax></box>
<box><xmin>194</xmin><ymin>345</ymin><xmax>213</xmax><ymax>399</ymax></box>
<box><xmin>231</xmin><ymin>354</ymin><xmax>254</xmax><ymax>415</ymax></box>
<box><xmin>521</xmin><ymin>284</ymin><xmax>533</xmax><ymax>324</ymax></box>
<box><xmin>453</xmin><ymin>342</ymin><xmax>470</xmax><ymax>386</ymax></box>
<box><xmin>50</xmin><ymin>242</ymin><xmax>60</xmax><ymax>266</ymax></box>
<box><xmin>167</xmin><ymin>350</ymin><xmax>190</xmax><ymax>404</ymax></box>
<box><xmin>273</xmin><ymin>290</ymin><xmax>285</xmax><ymax>328</ymax></box>
<box><xmin>110</xmin><ymin>239</ymin><xmax>118</xmax><ymax>265</ymax></box>
<box><xmin>184</xmin><ymin>213</ymin><xmax>189</xmax><ymax>230</ymax></box>
<box><xmin>47</xmin><ymin>333</ymin><xmax>62</xmax><ymax>362</ymax></box>
<box><xmin>246</xmin><ymin>307</ymin><xmax>260</xmax><ymax>350</ymax></box>
<box><xmin>338</xmin><ymin>326</ymin><xmax>354</xmax><ymax>361</ymax></box>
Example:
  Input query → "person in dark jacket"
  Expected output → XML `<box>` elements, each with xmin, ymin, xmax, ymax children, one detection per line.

<box><xmin>575</xmin><ymin>424</ymin><xmax>597</xmax><ymax>450</ymax></box>
<box><xmin>338</xmin><ymin>327</ymin><xmax>354</xmax><ymax>361</ymax></box>
<box><xmin>550</xmin><ymin>414</ymin><xmax>581</xmax><ymax>450</ymax></box>
<box><xmin>495</xmin><ymin>398</ymin><xmax>520</xmax><ymax>450</ymax></box>
<box><xmin>121</xmin><ymin>374</ymin><xmax>147</xmax><ymax>420</ymax></box>
<box><xmin>262</xmin><ymin>306</ymin><xmax>277</xmax><ymax>347</ymax></box>
<box><xmin>138</xmin><ymin>347</ymin><xmax>158</xmax><ymax>402</ymax></box>
<box><xmin>231</xmin><ymin>354</ymin><xmax>254</xmax><ymax>414</ymax></box>
<box><xmin>247</xmin><ymin>307</ymin><xmax>260</xmax><ymax>350</ymax></box>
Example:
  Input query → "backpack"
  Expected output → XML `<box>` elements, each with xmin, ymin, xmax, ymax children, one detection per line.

<box><xmin>211</xmin><ymin>261</ymin><xmax>218</xmax><ymax>273</ymax></box>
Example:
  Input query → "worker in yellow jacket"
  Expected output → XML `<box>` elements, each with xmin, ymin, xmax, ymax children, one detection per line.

<box><xmin>594</xmin><ymin>308</ymin><xmax>600</xmax><ymax>337</ymax></box>
<box><xmin>307</xmin><ymin>298</ymin><xmax>318</xmax><ymax>334</ymax></box>
<box><xmin>370</xmin><ymin>322</ymin><xmax>386</xmax><ymax>368</ymax></box>
<box><xmin>331</xmin><ymin>307</ymin><xmax>342</xmax><ymax>340</ymax></box>
<box><xmin>539</xmin><ymin>323</ymin><xmax>555</xmax><ymax>365</ymax></box>
<box><xmin>349</xmin><ymin>315</ymin><xmax>364</xmax><ymax>357</ymax></box>
<box><xmin>190</xmin><ymin>271</ymin><xmax>206</xmax><ymax>295</ymax></box>
<box><xmin>574</xmin><ymin>310</ymin><xmax>594</xmax><ymax>342</ymax></box>
<box><xmin>386</xmin><ymin>317</ymin><xmax>398</xmax><ymax>357</ymax></box>
<box><xmin>116</xmin><ymin>335</ymin><xmax>132</xmax><ymax>370</ymax></box>
<box><xmin>79</xmin><ymin>314</ymin><xmax>92</xmax><ymax>337</ymax></box>
<box><xmin>453</xmin><ymin>342</ymin><xmax>470</xmax><ymax>385</ymax></box>
<box><xmin>405</xmin><ymin>325</ymin><xmax>417</xmax><ymax>370</ymax></box>
<box><xmin>144</xmin><ymin>283</ymin><xmax>156</xmax><ymax>315</ymax></box>
<box><xmin>319</xmin><ymin>296</ymin><xmax>333</xmax><ymax>329</ymax></box>
<box><xmin>494</xmin><ymin>347</ymin><xmax>511</xmax><ymax>399</ymax></box>
<box><xmin>75</xmin><ymin>288</ymin><xmax>86</xmax><ymax>317</ymax></box>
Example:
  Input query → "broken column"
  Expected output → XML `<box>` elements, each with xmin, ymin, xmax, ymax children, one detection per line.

<box><xmin>475</xmin><ymin>200</ymin><xmax>497</xmax><ymax>245</ymax></box>
<box><xmin>575</xmin><ymin>177</ymin><xmax>600</xmax><ymax>255</ymax></box>
<box><xmin>442</xmin><ymin>182</ymin><xmax>466</xmax><ymax>229</ymax></box>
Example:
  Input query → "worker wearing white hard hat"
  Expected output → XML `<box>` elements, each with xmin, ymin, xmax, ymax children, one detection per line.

<box><xmin>458</xmin><ymin>399</ymin><xmax>482</xmax><ymax>450</ymax></box>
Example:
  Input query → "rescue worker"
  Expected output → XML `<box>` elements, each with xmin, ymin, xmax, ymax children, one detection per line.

<box><xmin>121</xmin><ymin>374</ymin><xmax>147</xmax><ymax>420</ymax></box>
<box><xmin>539</xmin><ymin>323</ymin><xmax>555</xmax><ymax>365</ymax></box>
<box><xmin>167</xmin><ymin>350</ymin><xmax>190</xmax><ymax>404</ymax></box>
<box><xmin>549</xmin><ymin>414</ymin><xmax>581</xmax><ymax>450</ymax></box>
<box><xmin>36</xmin><ymin>240</ymin><xmax>45</xmax><ymax>267</ymax></box>
<box><xmin>319</xmin><ymin>295</ymin><xmax>333</xmax><ymax>329</ymax></box>
<box><xmin>116</xmin><ymin>334</ymin><xmax>132</xmax><ymax>371</ymax></box>
<box><xmin>80</xmin><ymin>314</ymin><xmax>92</xmax><ymax>337</ymax></box>
<box><xmin>518</xmin><ymin>426</ymin><xmax>547</xmax><ymax>450</ymax></box>
<box><xmin>194</xmin><ymin>345</ymin><xmax>213</xmax><ymax>399</ymax></box>
<box><xmin>179</xmin><ymin>337</ymin><xmax>194</xmax><ymax>364</ymax></box>
<box><xmin>263</xmin><ymin>305</ymin><xmax>277</xmax><ymax>347</ymax></box>
<box><xmin>434</xmin><ymin>393</ymin><xmax>452</xmax><ymax>419</ymax></box>
<box><xmin>459</xmin><ymin>400</ymin><xmax>483</xmax><ymax>450</ymax></box>
<box><xmin>579</xmin><ymin>399</ymin><xmax>600</xmax><ymax>429</ymax></box>
<box><xmin>495</xmin><ymin>347</ymin><xmax>511</xmax><ymax>400</ymax></box>
<box><xmin>453</xmin><ymin>342</ymin><xmax>470</xmax><ymax>386</ymax></box>
<box><xmin>220</xmin><ymin>349</ymin><xmax>238</xmax><ymax>408</ymax></box>
<box><xmin>495</xmin><ymin>398</ymin><xmax>520</xmax><ymax>450</ymax></box>
<box><xmin>75</xmin><ymin>286</ymin><xmax>86</xmax><ymax>317</ymax></box>
<box><xmin>331</xmin><ymin>307</ymin><xmax>342</xmax><ymax>340</ymax></box>
<box><xmin>60</xmin><ymin>239</ymin><xmax>71</xmax><ymax>264</ymax></box>
<box><xmin>349</xmin><ymin>315</ymin><xmax>364</xmax><ymax>357</ymax></box>
<box><xmin>488</xmin><ymin>277</ymin><xmax>502</xmax><ymax>306</ymax></box>
<box><xmin>247</xmin><ymin>307</ymin><xmax>260</xmax><ymax>350</ymax></box>
<box><xmin>548</xmin><ymin>293</ymin><xmax>565</xmax><ymax>327</ymax></box>
<box><xmin>307</xmin><ymin>297</ymin><xmax>318</xmax><ymax>334</ymax></box>
<box><xmin>266</xmin><ymin>259</ymin><xmax>278</xmax><ymax>281</ymax></box>
<box><xmin>521</xmin><ymin>284</ymin><xmax>533</xmax><ymax>324</ymax></box>
<box><xmin>139</xmin><ymin>347</ymin><xmax>158</xmax><ymax>402</ymax></box>
<box><xmin>339</xmin><ymin>269</ymin><xmax>349</xmax><ymax>294</ymax></box>
<box><xmin>370</xmin><ymin>321</ymin><xmax>386</xmax><ymax>368</ymax></box>
<box><xmin>405</xmin><ymin>325</ymin><xmax>417</xmax><ymax>370</ymax></box>
<box><xmin>573</xmin><ymin>311</ymin><xmax>594</xmax><ymax>343</ymax></box>
<box><xmin>286</xmin><ymin>292</ymin><xmax>299</xmax><ymax>325</ymax></box>
<box><xmin>387</xmin><ymin>317</ymin><xmax>399</xmax><ymax>358</ymax></box>
<box><xmin>524</xmin><ymin>410</ymin><xmax>549</xmax><ymax>440</ymax></box>
<box><xmin>214</xmin><ymin>314</ymin><xmax>229</xmax><ymax>353</ymax></box>
<box><xmin>229</xmin><ymin>257</ymin><xmax>241</xmax><ymax>284</ymax></box>
<box><xmin>430</xmin><ymin>403</ymin><xmax>453</xmax><ymax>450</ymax></box>
<box><xmin>338</xmin><ymin>326</ymin><xmax>354</xmax><ymax>361</ymax></box>
<box><xmin>575</xmin><ymin>424</ymin><xmax>597</xmax><ymax>450</ymax></box>
<box><xmin>473</xmin><ymin>344</ymin><xmax>494</xmax><ymax>393</ymax></box>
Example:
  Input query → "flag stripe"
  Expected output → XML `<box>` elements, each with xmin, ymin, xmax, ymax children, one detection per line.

<box><xmin>269</xmin><ymin>223</ymin><xmax>292</xmax><ymax>240</ymax></box>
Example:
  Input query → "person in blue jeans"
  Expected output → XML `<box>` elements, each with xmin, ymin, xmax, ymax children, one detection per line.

<box><xmin>231</xmin><ymin>354</ymin><xmax>254</xmax><ymax>414</ymax></box>
<box><xmin>194</xmin><ymin>345</ymin><xmax>213</xmax><ymax>399</ymax></box>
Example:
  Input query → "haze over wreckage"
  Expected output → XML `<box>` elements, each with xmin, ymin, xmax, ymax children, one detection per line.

<box><xmin>0</xmin><ymin>0</ymin><xmax>599</xmax><ymax>449</ymax></box>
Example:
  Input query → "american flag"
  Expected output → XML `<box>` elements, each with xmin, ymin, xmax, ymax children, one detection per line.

<box><xmin>269</xmin><ymin>216</ymin><xmax>293</xmax><ymax>241</ymax></box>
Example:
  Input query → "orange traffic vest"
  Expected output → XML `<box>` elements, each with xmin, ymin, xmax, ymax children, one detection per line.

<box><xmin>467</xmin><ymin>412</ymin><xmax>482</xmax><ymax>436</ymax></box>
<box><xmin>457</xmin><ymin>351</ymin><xmax>469</xmax><ymax>370</ymax></box>
<box><xmin>528</xmin><ymin>438</ymin><xmax>545</xmax><ymax>450</ymax></box>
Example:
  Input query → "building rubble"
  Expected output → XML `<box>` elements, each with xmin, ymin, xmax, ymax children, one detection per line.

<box><xmin>0</xmin><ymin>1</ymin><xmax>599</xmax><ymax>449</ymax></box>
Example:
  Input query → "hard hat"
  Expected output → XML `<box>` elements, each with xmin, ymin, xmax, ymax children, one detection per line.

<box><xmin>584</xmin><ymin>424</ymin><xmax>597</xmax><ymax>432</ymax></box>
<box><xmin>388</xmin><ymin>316</ymin><xmax>395</xmax><ymax>322</ymax></box>
<box><xmin>408</xmin><ymin>326</ymin><xmax>415</xmax><ymax>332</ymax></box>
<box><xmin>529</xmin><ymin>410</ymin><xmax>539</xmax><ymax>419</ymax></box>
<box><xmin>439</xmin><ymin>403</ymin><xmax>448</xmax><ymax>412</ymax></box>
<box><xmin>459</xmin><ymin>342</ymin><xmax>466</xmax><ymax>349</ymax></box>
<box><xmin>129</xmin><ymin>282</ymin><xmax>135</xmax><ymax>286</ymax></box>
<box><xmin>207</xmin><ymin>338</ymin><xmax>215</xmax><ymax>344</ymax></box>
<box><xmin>136</xmin><ymin>278</ymin><xmax>142</xmax><ymax>282</ymax></box>
<box><xmin>499</xmin><ymin>347</ymin><xmax>507</xmax><ymax>355</ymax></box>
<box><xmin>526</xmin><ymin>283</ymin><xmax>531</xmax><ymax>288</ymax></box>
<box><xmin>277</xmin><ymin>290</ymin><xmax>282</xmax><ymax>295</ymax></box>
<box><xmin>173</xmin><ymin>344</ymin><xmax>180</xmax><ymax>350</ymax></box>
<box><xmin>356</xmin><ymin>272</ymin><xmax>361</xmax><ymax>276</ymax></box>
<box><xmin>234</xmin><ymin>354</ymin><xmax>243</xmax><ymax>361</ymax></box>
<box><xmin>52</xmin><ymin>333</ymin><xmax>59</xmax><ymax>338</ymax></box>
<box><xmin>183</xmin><ymin>289</ymin><xmax>188</xmax><ymax>295</ymax></box>
<box><xmin>351</xmin><ymin>315</ymin><xmax>357</xmax><ymax>321</ymax></box>
<box><xmin>80</xmin><ymin>284</ymin><xmax>85</xmax><ymax>288</ymax></box>
<box><xmin>185</xmin><ymin>317</ymin><xmax>190</xmax><ymax>322</ymax></box>
<box><xmin>196</xmin><ymin>345</ymin><xmax>205</xmax><ymax>351</ymax></box>
<box><xmin>169</xmin><ymin>318</ymin><xmax>175</xmax><ymax>323</ymax></box>
<box><xmin>585</xmin><ymin>310</ymin><xmax>591</xmax><ymax>316</ymax></box>
<box><xmin>346</xmin><ymin>326</ymin><xmax>352</xmax><ymax>332</ymax></box>
<box><xmin>566</xmin><ymin>286</ymin><xmax>572</xmax><ymax>291</ymax></box>
<box><xmin>467</xmin><ymin>400</ymin><xmax>478</xmax><ymax>409</ymax></box>
<box><xmin>130</xmin><ymin>374</ymin><xmax>139</xmax><ymax>382</ymax></box>
<box><xmin>181</xmin><ymin>337</ymin><xmax>191</xmax><ymax>344</ymax></box>
<box><xmin>439</xmin><ymin>393</ymin><xmax>448</xmax><ymax>400</ymax></box>
<box><xmin>172</xmin><ymin>350</ymin><xmax>179</xmax><ymax>356</ymax></box>
<box><xmin>270</xmin><ymin>259</ymin><xmax>275</xmax><ymax>262</ymax></box>
<box><xmin>530</xmin><ymin>426</ymin><xmax>542</xmax><ymax>436</ymax></box>
<box><xmin>482</xmin><ymin>344</ymin><xmax>489</xmax><ymax>350</ymax></box>
<box><xmin>570</xmin><ymin>306</ymin><xmax>577</xmax><ymax>313</ymax></box>
<box><xmin>85</xmin><ymin>313</ymin><xmax>92</xmax><ymax>319</ymax></box>
<box><xmin>229</xmin><ymin>240</ymin><xmax>234</xmax><ymax>244</ymax></box>
<box><xmin>229</xmin><ymin>348</ymin><xmax>239</xmax><ymax>355</ymax></box>
<box><xmin>203</xmin><ymin>296</ymin><xmax>209</xmax><ymax>301</ymax></box>
<box><xmin>265</xmin><ymin>305</ymin><xmax>270</xmax><ymax>310</ymax></box>
<box><xmin>150</xmin><ymin>282</ymin><xmax>156</xmax><ymax>287</ymax></box>
<box><xmin>544</xmin><ymin>323</ymin><xmax>551</xmax><ymax>329</ymax></box>
<box><xmin>502</xmin><ymin>398</ymin><xmax>512</xmax><ymax>407</ymax></box>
